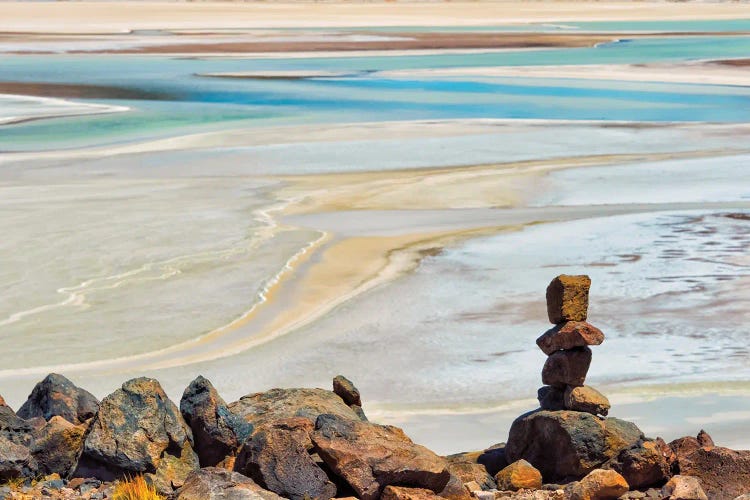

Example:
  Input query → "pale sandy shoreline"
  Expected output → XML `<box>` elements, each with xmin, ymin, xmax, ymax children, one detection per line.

<box><xmin>1</xmin><ymin>1</ymin><xmax>749</xmax><ymax>35</ymax></box>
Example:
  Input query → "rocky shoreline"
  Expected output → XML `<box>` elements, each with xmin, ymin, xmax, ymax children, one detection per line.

<box><xmin>2</xmin><ymin>276</ymin><xmax>749</xmax><ymax>500</ymax></box>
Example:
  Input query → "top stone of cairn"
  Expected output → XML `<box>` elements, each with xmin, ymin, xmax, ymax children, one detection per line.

<box><xmin>546</xmin><ymin>275</ymin><xmax>591</xmax><ymax>324</ymax></box>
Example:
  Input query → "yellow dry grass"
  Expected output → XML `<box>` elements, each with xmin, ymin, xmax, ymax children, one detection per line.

<box><xmin>111</xmin><ymin>476</ymin><xmax>164</xmax><ymax>500</ymax></box>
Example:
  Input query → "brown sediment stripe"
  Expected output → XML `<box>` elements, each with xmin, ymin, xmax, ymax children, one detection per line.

<box><xmin>0</xmin><ymin>81</ymin><xmax>173</xmax><ymax>100</ymax></box>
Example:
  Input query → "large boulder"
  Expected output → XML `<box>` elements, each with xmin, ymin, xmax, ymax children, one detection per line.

<box><xmin>536</xmin><ymin>322</ymin><xmax>604</xmax><ymax>355</ymax></box>
<box><xmin>176</xmin><ymin>467</ymin><xmax>283</xmax><ymax>500</ymax></box>
<box><xmin>604</xmin><ymin>440</ymin><xmax>670</xmax><ymax>489</ymax></box>
<box><xmin>546</xmin><ymin>275</ymin><xmax>591</xmax><ymax>324</ymax></box>
<box><xmin>564</xmin><ymin>386</ymin><xmax>610</xmax><ymax>417</ymax></box>
<box><xmin>234</xmin><ymin>417</ymin><xmax>336</xmax><ymax>500</ymax></box>
<box><xmin>0</xmin><ymin>435</ymin><xmax>35</xmax><ymax>480</ymax></box>
<box><xmin>495</xmin><ymin>459</ymin><xmax>542</xmax><ymax>491</ymax></box>
<box><xmin>180</xmin><ymin>376</ymin><xmax>253</xmax><ymax>467</ymax></box>
<box><xmin>541</xmin><ymin>347</ymin><xmax>592</xmax><ymax>388</ymax></box>
<box><xmin>30</xmin><ymin>416</ymin><xmax>87</xmax><ymax>477</ymax></box>
<box><xmin>73</xmin><ymin>377</ymin><xmax>199</xmax><ymax>492</ymax></box>
<box><xmin>675</xmin><ymin>446</ymin><xmax>750</xmax><ymax>500</ymax></box>
<box><xmin>564</xmin><ymin>469</ymin><xmax>628</xmax><ymax>500</ymax></box>
<box><xmin>17</xmin><ymin>373</ymin><xmax>99</xmax><ymax>425</ymax></box>
<box><xmin>228</xmin><ymin>388</ymin><xmax>360</xmax><ymax>428</ymax></box>
<box><xmin>311</xmin><ymin>413</ymin><xmax>452</xmax><ymax>500</ymax></box>
<box><xmin>505</xmin><ymin>410</ymin><xmax>643</xmax><ymax>482</ymax></box>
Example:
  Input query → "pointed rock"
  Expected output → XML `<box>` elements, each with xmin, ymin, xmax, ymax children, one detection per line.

<box><xmin>311</xmin><ymin>413</ymin><xmax>452</xmax><ymax>500</ymax></box>
<box><xmin>546</xmin><ymin>275</ymin><xmax>591</xmax><ymax>324</ymax></box>
<box><xmin>536</xmin><ymin>322</ymin><xmax>604</xmax><ymax>355</ymax></box>
<box><xmin>541</xmin><ymin>347</ymin><xmax>592</xmax><ymax>389</ymax></box>
<box><xmin>17</xmin><ymin>373</ymin><xmax>99</xmax><ymax>425</ymax></box>
<box><xmin>73</xmin><ymin>377</ymin><xmax>198</xmax><ymax>492</ymax></box>
<box><xmin>180</xmin><ymin>376</ymin><xmax>253</xmax><ymax>467</ymax></box>
<box><xmin>696</xmin><ymin>429</ymin><xmax>714</xmax><ymax>448</ymax></box>
<box><xmin>564</xmin><ymin>386</ymin><xmax>610</xmax><ymax>416</ymax></box>
<box><xmin>333</xmin><ymin>375</ymin><xmax>362</xmax><ymax>407</ymax></box>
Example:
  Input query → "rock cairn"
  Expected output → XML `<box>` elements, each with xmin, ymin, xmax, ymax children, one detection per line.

<box><xmin>536</xmin><ymin>274</ymin><xmax>610</xmax><ymax>417</ymax></box>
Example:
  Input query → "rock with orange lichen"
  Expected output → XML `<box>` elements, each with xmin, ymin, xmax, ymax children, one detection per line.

<box><xmin>495</xmin><ymin>459</ymin><xmax>542</xmax><ymax>491</ymax></box>
<box><xmin>382</xmin><ymin>485</ymin><xmax>442</xmax><ymax>500</ymax></box>
<box><xmin>17</xmin><ymin>373</ymin><xmax>99</xmax><ymax>425</ymax></box>
<box><xmin>564</xmin><ymin>469</ymin><xmax>629</xmax><ymax>500</ymax></box>
<box><xmin>30</xmin><ymin>416</ymin><xmax>87</xmax><ymax>477</ymax></box>
<box><xmin>545</xmin><ymin>275</ymin><xmax>591</xmax><ymax>324</ymax></box>
<box><xmin>536</xmin><ymin>322</ymin><xmax>604</xmax><ymax>355</ymax></box>
<box><xmin>564</xmin><ymin>386</ymin><xmax>610</xmax><ymax>417</ymax></box>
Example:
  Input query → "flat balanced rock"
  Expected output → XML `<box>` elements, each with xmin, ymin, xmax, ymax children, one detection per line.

<box><xmin>564</xmin><ymin>386</ymin><xmax>610</xmax><ymax>417</ymax></box>
<box><xmin>541</xmin><ymin>346</ymin><xmax>592</xmax><ymax>389</ymax></box>
<box><xmin>536</xmin><ymin>322</ymin><xmax>604</xmax><ymax>355</ymax></box>
<box><xmin>505</xmin><ymin>410</ymin><xmax>644</xmax><ymax>482</ymax></box>
<box><xmin>546</xmin><ymin>275</ymin><xmax>591</xmax><ymax>324</ymax></box>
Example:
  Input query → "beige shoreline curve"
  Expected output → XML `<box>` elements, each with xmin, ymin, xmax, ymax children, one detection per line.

<box><xmin>0</xmin><ymin>2</ymin><xmax>747</xmax><ymax>34</ymax></box>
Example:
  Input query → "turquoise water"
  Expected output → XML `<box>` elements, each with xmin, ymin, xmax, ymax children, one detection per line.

<box><xmin>2</xmin><ymin>35</ymin><xmax>750</xmax><ymax>150</ymax></box>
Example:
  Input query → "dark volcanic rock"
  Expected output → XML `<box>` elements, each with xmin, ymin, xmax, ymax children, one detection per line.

<box><xmin>564</xmin><ymin>385</ymin><xmax>610</xmax><ymax>417</ymax></box>
<box><xmin>546</xmin><ymin>275</ymin><xmax>591</xmax><ymax>324</ymax></box>
<box><xmin>234</xmin><ymin>417</ymin><xmax>336</xmax><ymax>500</ymax></box>
<box><xmin>538</xmin><ymin>386</ymin><xmax>566</xmax><ymax>411</ymax></box>
<box><xmin>176</xmin><ymin>467</ymin><xmax>283</xmax><ymax>500</ymax></box>
<box><xmin>30</xmin><ymin>416</ymin><xmax>87</xmax><ymax>477</ymax></box>
<box><xmin>541</xmin><ymin>347</ymin><xmax>592</xmax><ymax>389</ymax></box>
<box><xmin>0</xmin><ymin>400</ymin><xmax>33</xmax><ymax>447</ymax></box>
<box><xmin>0</xmin><ymin>435</ymin><xmax>35</xmax><ymax>480</ymax></box>
<box><xmin>537</xmin><ymin>321</ymin><xmax>604</xmax><ymax>356</ymax></box>
<box><xmin>675</xmin><ymin>446</ymin><xmax>750</xmax><ymax>500</ymax></box>
<box><xmin>311</xmin><ymin>413</ymin><xmax>452</xmax><ymax>500</ymax></box>
<box><xmin>446</xmin><ymin>442</ymin><xmax>508</xmax><ymax>479</ymax></box>
<box><xmin>180</xmin><ymin>376</ymin><xmax>253</xmax><ymax>467</ymax></box>
<box><xmin>505</xmin><ymin>410</ymin><xmax>643</xmax><ymax>482</ymax></box>
<box><xmin>333</xmin><ymin>375</ymin><xmax>362</xmax><ymax>407</ymax></box>
<box><xmin>17</xmin><ymin>373</ymin><xmax>99</xmax><ymax>425</ymax></box>
<box><xmin>73</xmin><ymin>377</ymin><xmax>198</xmax><ymax>492</ymax></box>
<box><xmin>604</xmin><ymin>440</ymin><xmax>670</xmax><ymax>489</ymax></box>
<box><xmin>228</xmin><ymin>388</ymin><xmax>360</xmax><ymax>428</ymax></box>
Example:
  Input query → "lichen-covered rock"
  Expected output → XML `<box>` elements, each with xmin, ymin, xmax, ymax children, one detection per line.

<box><xmin>17</xmin><ymin>373</ymin><xmax>99</xmax><ymax>425</ymax></box>
<box><xmin>536</xmin><ymin>322</ymin><xmax>604</xmax><ymax>355</ymax></box>
<box><xmin>661</xmin><ymin>475</ymin><xmax>707</xmax><ymax>500</ymax></box>
<box><xmin>333</xmin><ymin>375</ymin><xmax>362</xmax><ymax>407</ymax></box>
<box><xmin>0</xmin><ymin>401</ymin><xmax>33</xmax><ymax>447</ymax></box>
<box><xmin>447</xmin><ymin>443</ymin><xmax>508</xmax><ymax>478</ymax></box>
<box><xmin>311</xmin><ymin>413</ymin><xmax>452</xmax><ymax>500</ymax></box>
<box><xmin>564</xmin><ymin>386</ymin><xmax>610</xmax><ymax>417</ymax></box>
<box><xmin>505</xmin><ymin>410</ymin><xmax>643</xmax><ymax>482</ymax></box>
<box><xmin>546</xmin><ymin>275</ymin><xmax>591</xmax><ymax>324</ymax></box>
<box><xmin>495</xmin><ymin>459</ymin><xmax>542</xmax><ymax>491</ymax></box>
<box><xmin>234</xmin><ymin>417</ymin><xmax>336</xmax><ymax>500</ymax></box>
<box><xmin>444</xmin><ymin>456</ymin><xmax>496</xmax><ymax>491</ymax></box>
<box><xmin>675</xmin><ymin>446</ymin><xmax>750</xmax><ymax>500</ymax></box>
<box><xmin>604</xmin><ymin>440</ymin><xmax>669</xmax><ymax>489</ymax></box>
<box><xmin>180</xmin><ymin>376</ymin><xmax>253</xmax><ymax>467</ymax></box>
<box><xmin>537</xmin><ymin>386</ymin><xmax>566</xmax><ymax>411</ymax></box>
<box><xmin>30</xmin><ymin>416</ymin><xmax>87</xmax><ymax>477</ymax></box>
<box><xmin>73</xmin><ymin>377</ymin><xmax>198</xmax><ymax>492</ymax></box>
<box><xmin>175</xmin><ymin>467</ymin><xmax>283</xmax><ymax>500</ymax></box>
<box><xmin>541</xmin><ymin>347</ymin><xmax>592</xmax><ymax>389</ymax></box>
<box><xmin>564</xmin><ymin>469</ymin><xmax>628</xmax><ymax>500</ymax></box>
<box><xmin>0</xmin><ymin>435</ymin><xmax>35</xmax><ymax>480</ymax></box>
<box><xmin>228</xmin><ymin>388</ymin><xmax>360</xmax><ymax>428</ymax></box>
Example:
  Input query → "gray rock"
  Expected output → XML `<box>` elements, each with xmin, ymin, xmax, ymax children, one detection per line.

<box><xmin>17</xmin><ymin>373</ymin><xmax>99</xmax><ymax>425</ymax></box>
<box><xmin>176</xmin><ymin>467</ymin><xmax>284</xmax><ymax>500</ymax></box>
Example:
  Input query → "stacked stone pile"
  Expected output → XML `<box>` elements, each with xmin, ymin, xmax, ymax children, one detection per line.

<box><xmin>536</xmin><ymin>275</ymin><xmax>610</xmax><ymax>417</ymax></box>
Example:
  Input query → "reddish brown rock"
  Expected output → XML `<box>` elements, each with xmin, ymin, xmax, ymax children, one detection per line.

<box><xmin>382</xmin><ymin>485</ymin><xmax>442</xmax><ymax>500</ymax></box>
<box><xmin>505</xmin><ymin>410</ymin><xmax>643</xmax><ymax>482</ymax></box>
<box><xmin>536</xmin><ymin>322</ymin><xmax>604</xmax><ymax>355</ymax></box>
<box><xmin>180</xmin><ymin>376</ymin><xmax>253</xmax><ymax>467</ymax></box>
<box><xmin>234</xmin><ymin>417</ymin><xmax>336</xmax><ymax>500</ymax></box>
<box><xmin>696</xmin><ymin>429</ymin><xmax>714</xmax><ymax>448</ymax></box>
<box><xmin>311</xmin><ymin>413</ymin><xmax>452</xmax><ymax>500</ymax></box>
<box><xmin>669</xmin><ymin>435</ymin><xmax>701</xmax><ymax>460</ymax></box>
<box><xmin>564</xmin><ymin>469</ymin><xmax>628</xmax><ymax>500</ymax></box>
<box><xmin>30</xmin><ymin>416</ymin><xmax>87</xmax><ymax>477</ymax></box>
<box><xmin>0</xmin><ymin>395</ymin><xmax>5</xmax><ymax>407</ymax></box>
<box><xmin>675</xmin><ymin>446</ymin><xmax>750</xmax><ymax>500</ymax></box>
<box><xmin>495</xmin><ymin>459</ymin><xmax>542</xmax><ymax>491</ymax></box>
<box><xmin>546</xmin><ymin>275</ymin><xmax>591</xmax><ymax>324</ymax></box>
<box><xmin>541</xmin><ymin>347</ymin><xmax>592</xmax><ymax>389</ymax></box>
<box><xmin>604</xmin><ymin>440</ymin><xmax>670</xmax><ymax>489</ymax></box>
<box><xmin>73</xmin><ymin>377</ymin><xmax>199</xmax><ymax>493</ymax></box>
<box><xmin>446</xmin><ymin>443</ymin><xmax>508</xmax><ymax>478</ymax></box>
<box><xmin>333</xmin><ymin>375</ymin><xmax>362</xmax><ymax>407</ymax></box>
<box><xmin>444</xmin><ymin>455</ymin><xmax>496</xmax><ymax>491</ymax></box>
<box><xmin>537</xmin><ymin>386</ymin><xmax>566</xmax><ymax>411</ymax></box>
<box><xmin>564</xmin><ymin>386</ymin><xmax>610</xmax><ymax>417</ymax></box>
<box><xmin>17</xmin><ymin>373</ymin><xmax>99</xmax><ymax>425</ymax></box>
<box><xmin>661</xmin><ymin>475</ymin><xmax>707</xmax><ymax>500</ymax></box>
<box><xmin>176</xmin><ymin>467</ymin><xmax>283</xmax><ymax>500</ymax></box>
<box><xmin>0</xmin><ymin>435</ymin><xmax>34</xmax><ymax>480</ymax></box>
